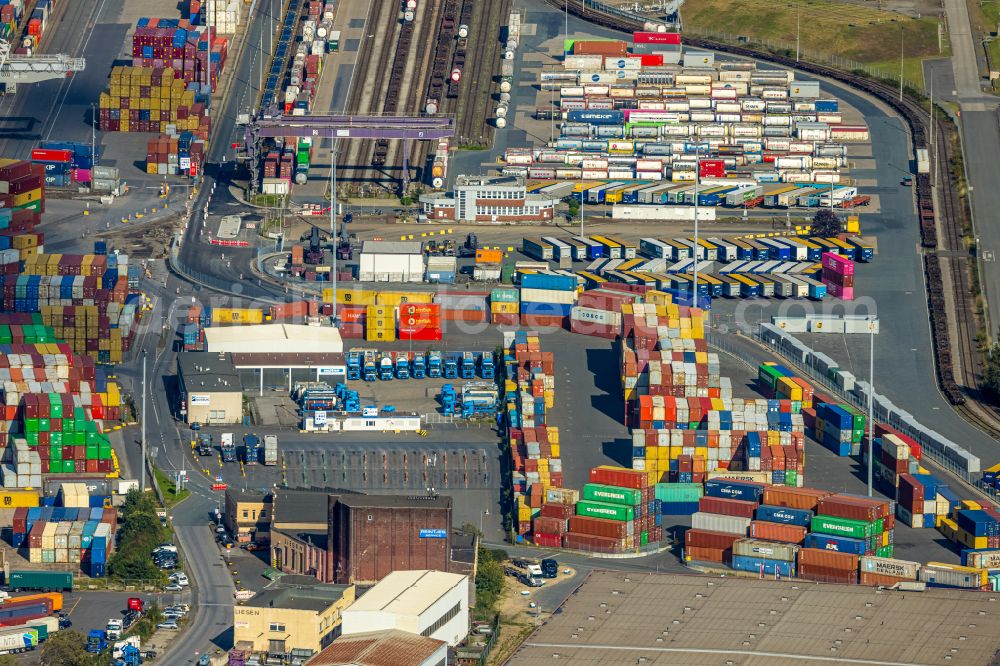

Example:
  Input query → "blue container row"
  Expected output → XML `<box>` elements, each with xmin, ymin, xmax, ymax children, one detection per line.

<box><xmin>731</xmin><ymin>554</ymin><xmax>796</xmax><ymax>577</ymax></box>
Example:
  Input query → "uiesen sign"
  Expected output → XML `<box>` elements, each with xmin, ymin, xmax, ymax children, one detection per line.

<box><xmin>419</xmin><ymin>529</ymin><xmax>447</xmax><ymax>539</ymax></box>
<box><xmin>189</xmin><ymin>395</ymin><xmax>210</xmax><ymax>406</ymax></box>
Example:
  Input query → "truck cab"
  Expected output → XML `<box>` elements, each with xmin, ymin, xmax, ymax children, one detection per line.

<box><xmin>460</xmin><ymin>351</ymin><xmax>476</xmax><ymax>379</ymax></box>
<box><xmin>196</xmin><ymin>434</ymin><xmax>213</xmax><ymax>456</ymax></box>
<box><xmin>525</xmin><ymin>564</ymin><xmax>545</xmax><ymax>586</ymax></box>
<box><xmin>427</xmin><ymin>351</ymin><xmax>443</xmax><ymax>378</ymax></box>
<box><xmin>363</xmin><ymin>350</ymin><xmax>378</xmax><ymax>381</ymax></box>
<box><xmin>220</xmin><ymin>433</ymin><xmax>236</xmax><ymax>462</ymax></box>
<box><xmin>444</xmin><ymin>352</ymin><xmax>460</xmax><ymax>379</ymax></box>
<box><xmin>378</xmin><ymin>354</ymin><xmax>393</xmax><ymax>381</ymax></box>
<box><xmin>263</xmin><ymin>435</ymin><xmax>278</xmax><ymax>465</ymax></box>
<box><xmin>479</xmin><ymin>351</ymin><xmax>495</xmax><ymax>379</ymax></box>
<box><xmin>346</xmin><ymin>351</ymin><xmax>362</xmax><ymax>380</ymax></box>
<box><xmin>541</xmin><ymin>558</ymin><xmax>558</xmax><ymax>578</ymax></box>
<box><xmin>105</xmin><ymin>618</ymin><xmax>124</xmax><ymax>640</ymax></box>
<box><xmin>86</xmin><ymin>630</ymin><xmax>108</xmax><ymax>653</ymax></box>
<box><xmin>395</xmin><ymin>352</ymin><xmax>410</xmax><ymax>379</ymax></box>
<box><xmin>243</xmin><ymin>435</ymin><xmax>259</xmax><ymax>465</ymax></box>
<box><xmin>412</xmin><ymin>353</ymin><xmax>426</xmax><ymax>379</ymax></box>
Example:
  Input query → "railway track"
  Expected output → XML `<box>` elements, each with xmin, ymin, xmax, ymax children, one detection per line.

<box><xmin>452</xmin><ymin>0</ymin><xmax>510</xmax><ymax>146</ymax></box>
<box><xmin>553</xmin><ymin>0</ymin><xmax>1000</xmax><ymax>441</ymax></box>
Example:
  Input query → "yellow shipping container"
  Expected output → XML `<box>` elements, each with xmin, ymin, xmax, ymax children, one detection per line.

<box><xmin>366</xmin><ymin>305</ymin><xmax>393</xmax><ymax>318</ymax></box>
<box><xmin>490</xmin><ymin>301</ymin><xmax>518</xmax><ymax>314</ymax></box>
<box><xmin>366</xmin><ymin>328</ymin><xmax>395</xmax><ymax>342</ymax></box>
<box><xmin>0</xmin><ymin>490</ymin><xmax>40</xmax><ymax>507</ymax></box>
<box><xmin>325</xmin><ymin>287</ymin><xmax>377</xmax><ymax>305</ymax></box>
<box><xmin>550</xmin><ymin>443</ymin><xmax>560</xmax><ymax>457</ymax></box>
<box><xmin>211</xmin><ymin>308</ymin><xmax>264</xmax><ymax>325</ymax></box>
<box><xmin>376</xmin><ymin>291</ymin><xmax>433</xmax><ymax>306</ymax></box>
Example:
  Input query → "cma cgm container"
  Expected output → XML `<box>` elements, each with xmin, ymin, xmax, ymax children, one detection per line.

<box><xmin>755</xmin><ymin>504</ymin><xmax>812</xmax><ymax>528</ymax></box>
<box><xmin>704</xmin><ymin>479</ymin><xmax>764</xmax><ymax>502</ymax></box>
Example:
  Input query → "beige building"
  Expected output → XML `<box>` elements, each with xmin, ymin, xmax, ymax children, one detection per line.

<box><xmin>224</xmin><ymin>490</ymin><xmax>273</xmax><ymax>543</ymax></box>
<box><xmin>308</xmin><ymin>629</ymin><xmax>447</xmax><ymax>666</ymax></box>
<box><xmin>233</xmin><ymin>575</ymin><xmax>355</xmax><ymax>661</ymax></box>
<box><xmin>176</xmin><ymin>352</ymin><xmax>243</xmax><ymax>425</ymax></box>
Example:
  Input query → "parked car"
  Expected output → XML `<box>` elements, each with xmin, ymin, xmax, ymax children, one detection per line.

<box><xmin>166</xmin><ymin>604</ymin><xmax>190</xmax><ymax>614</ymax></box>
<box><xmin>169</xmin><ymin>573</ymin><xmax>189</xmax><ymax>586</ymax></box>
<box><xmin>164</xmin><ymin>584</ymin><xmax>184</xmax><ymax>593</ymax></box>
<box><xmin>157</xmin><ymin>620</ymin><xmax>179</xmax><ymax>630</ymax></box>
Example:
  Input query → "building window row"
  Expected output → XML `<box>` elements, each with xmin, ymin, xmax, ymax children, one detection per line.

<box><xmin>269</xmin><ymin>623</ymin><xmax>286</xmax><ymax>632</ymax></box>
<box><xmin>421</xmin><ymin>602</ymin><xmax>461</xmax><ymax>637</ymax></box>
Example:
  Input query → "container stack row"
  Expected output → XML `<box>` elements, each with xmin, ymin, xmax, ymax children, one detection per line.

<box><xmin>145</xmin><ymin>133</ymin><xmax>206</xmax><ymax>177</ymax></box>
<box><xmin>22</xmin><ymin>0</ymin><xmax>58</xmax><ymax>51</ymax></box>
<box><xmin>30</xmin><ymin>142</ymin><xmax>109</xmax><ymax>190</ymax></box>
<box><xmin>14</xmin><ymin>506</ymin><xmax>115</xmax><ymax>576</ymax></box>
<box><xmin>519</xmin><ymin>271</ymin><xmax>576</xmax><ymax>329</ymax></box>
<box><xmin>99</xmin><ymin>66</ymin><xmax>211</xmax><ymax>139</ymax></box>
<box><xmin>530</xmin><ymin>465</ymin><xmax>662</xmax><ymax>553</ymax></box>
<box><xmin>821</xmin><ymin>251</ymin><xmax>855</xmax><ymax>300</ymax></box>
<box><xmin>0</xmin><ymin>159</ymin><xmax>45</xmax><ymax>215</ymax></box>
<box><xmin>504</xmin><ymin>331</ymin><xmax>563</xmax><ymax>538</ymax></box>
<box><xmin>130</xmin><ymin>18</ymin><xmax>227</xmax><ymax>86</ymax></box>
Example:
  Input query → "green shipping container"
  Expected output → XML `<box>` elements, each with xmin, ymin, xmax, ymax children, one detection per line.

<box><xmin>812</xmin><ymin>515</ymin><xmax>878</xmax><ymax>539</ymax></box>
<box><xmin>876</xmin><ymin>544</ymin><xmax>894</xmax><ymax>558</ymax></box>
<box><xmin>784</xmin><ymin>470</ymin><xmax>797</xmax><ymax>486</ymax></box>
<box><xmin>583</xmin><ymin>483</ymin><xmax>642</xmax><ymax>506</ymax></box>
<box><xmin>490</xmin><ymin>287</ymin><xmax>519</xmax><ymax>303</ymax></box>
<box><xmin>640</xmin><ymin>531</ymin><xmax>649</xmax><ymax>546</ymax></box>
<box><xmin>758</xmin><ymin>364</ymin><xmax>782</xmax><ymax>390</ymax></box>
<box><xmin>576</xmin><ymin>500</ymin><xmax>635</xmax><ymax>522</ymax></box>
<box><xmin>654</xmin><ymin>482</ymin><xmax>703</xmax><ymax>502</ymax></box>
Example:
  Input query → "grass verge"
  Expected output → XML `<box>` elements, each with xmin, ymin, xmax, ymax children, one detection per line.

<box><xmin>153</xmin><ymin>466</ymin><xmax>191</xmax><ymax>509</ymax></box>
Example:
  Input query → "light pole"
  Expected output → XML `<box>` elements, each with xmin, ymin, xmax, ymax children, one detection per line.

<box><xmin>90</xmin><ymin>103</ymin><xmax>96</xmax><ymax>194</ymax></box>
<box><xmin>140</xmin><ymin>349</ymin><xmax>147</xmax><ymax>493</ymax></box>
<box><xmin>330</xmin><ymin>146</ymin><xmax>339</xmax><ymax>320</ymax></box>
<box><xmin>691</xmin><ymin>147</ymin><xmax>706</xmax><ymax>307</ymax></box>
<box><xmin>480</xmin><ymin>509</ymin><xmax>490</xmax><ymax>535</ymax></box>
<box><xmin>866</xmin><ymin>316</ymin><xmax>876</xmax><ymax>497</ymax></box>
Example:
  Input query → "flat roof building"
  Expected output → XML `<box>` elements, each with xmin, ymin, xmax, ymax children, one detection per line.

<box><xmin>307</xmin><ymin>629</ymin><xmax>447</xmax><ymax>666</ymax></box>
<box><xmin>359</xmin><ymin>241</ymin><xmax>424</xmax><ymax>283</ymax></box>
<box><xmin>420</xmin><ymin>175</ymin><xmax>559</xmax><ymax>223</ymax></box>
<box><xmin>176</xmin><ymin>352</ymin><xmax>242</xmax><ymax>425</ymax></box>
<box><xmin>508</xmin><ymin>571</ymin><xmax>1000</xmax><ymax>665</ymax></box>
<box><xmin>341</xmin><ymin>570</ymin><xmax>470</xmax><ymax>647</ymax></box>
<box><xmin>224</xmin><ymin>489</ymin><xmax>273</xmax><ymax>543</ymax></box>
<box><xmin>233</xmin><ymin>576</ymin><xmax>355</xmax><ymax>661</ymax></box>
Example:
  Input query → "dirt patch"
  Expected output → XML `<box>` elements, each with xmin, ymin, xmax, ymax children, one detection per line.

<box><xmin>95</xmin><ymin>215</ymin><xmax>179</xmax><ymax>259</ymax></box>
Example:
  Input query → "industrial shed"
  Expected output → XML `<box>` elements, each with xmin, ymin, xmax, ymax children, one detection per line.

<box><xmin>359</xmin><ymin>241</ymin><xmax>424</xmax><ymax>282</ymax></box>
<box><xmin>204</xmin><ymin>324</ymin><xmax>344</xmax><ymax>354</ymax></box>
<box><xmin>176</xmin><ymin>352</ymin><xmax>243</xmax><ymax>425</ymax></box>
<box><xmin>230</xmin><ymin>352</ymin><xmax>346</xmax><ymax>395</ymax></box>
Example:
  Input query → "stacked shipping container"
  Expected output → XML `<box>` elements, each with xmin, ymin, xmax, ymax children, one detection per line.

<box><xmin>14</xmin><ymin>504</ymin><xmax>115</xmax><ymax>576</ymax></box>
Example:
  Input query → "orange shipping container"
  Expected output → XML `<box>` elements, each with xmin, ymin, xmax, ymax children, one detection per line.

<box><xmin>573</xmin><ymin>40</ymin><xmax>628</xmax><ymax>56</ymax></box>
<box><xmin>476</xmin><ymin>249</ymin><xmax>503</xmax><ymax>263</ymax></box>
<box><xmin>761</xmin><ymin>486</ymin><xmax>832</xmax><ymax>511</ymax></box>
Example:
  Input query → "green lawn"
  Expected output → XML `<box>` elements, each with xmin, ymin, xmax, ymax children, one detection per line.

<box><xmin>683</xmin><ymin>0</ymin><xmax>943</xmax><ymax>67</ymax></box>
<box><xmin>153</xmin><ymin>466</ymin><xmax>191</xmax><ymax>509</ymax></box>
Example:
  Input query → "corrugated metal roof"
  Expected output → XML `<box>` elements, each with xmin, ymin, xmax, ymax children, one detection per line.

<box><xmin>205</xmin><ymin>324</ymin><xmax>343</xmax><ymax>354</ymax></box>
<box><xmin>347</xmin><ymin>570</ymin><xmax>467</xmax><ymax>617</ymax></box>
<box><xmin>508</xmin><ymin>572</ymin><xmax>1000</xmax><ymax>665</ymax></box>
<box><xmin>309</xmin><ymin>630</ymin><xmax>445</xmax><ymax>666</ymax></box>
<box><xmin>361</xmin><ymin>240</ymin><xmax>423</xmax><ymax>254</ymax></box>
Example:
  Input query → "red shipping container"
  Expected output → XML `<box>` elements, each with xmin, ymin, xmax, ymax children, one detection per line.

<box><xmin>589</xmin><ymin>466</ymin><xmax>648</xmax><ymax>489</ymax></box>
<box><xmin>761</xmin><ymin>486</ymin><xmax>830</xmax><ymax>511</ymax></box>
<box><xmin>699</xmin><ymin>496</ymin><xmax>757</xmax><ymax>518</ymax></box>
<box><xmin>632</xmin><ymin>31</ymin><xmax>681</xmax><ymax>44</ymax></box>
<box><xmin>684</xmin><ymin>529</ymin><xmax>741</xmax><ymax>550</ymax></box>
<box><xmin>638</xmin><ymin>53</ymin><xmax>664</xmax><ymax>66</ymax></box>
<box><xmin>534</xmin><ymin>532</ymin><xmax>562</xmax><ymax>548</ymax></box>
<box><xmin>799</xmin><ymin>564</ymin><xmax>858</xmax><ymax>584</ymax></box>
<box><xmin>519</xmin><ymin>314</ymin><xmax>567</xmax><ymax>329</ymax></box>
<box><xmin>31</xmin><ymin>149</ymin><xmax>73</xmax><ymax>163</ymax></box>
<box><xmin>860</xmin><ymin>571</ymin><xmax>911</xmax><ymax>587</ymax></box>
<box><xmin>798</xmin><ymin>547</ymin><xmax>859</xmax><ymax>571</ymax></box>
<box><xmin>817</xmin><ymin>495</ymin><xmax>888</xmax><ymax>522</ymax></box>
<box><xmin>749</xmin><ymin>520</ymin><xmax>807</xmax><ymax>544</ymax></box>
<box><xmin>533</xmin><ymin>516</ymin><xmax>567</xmax><ymax>536</ymax></box>
<box><xmin>539</xmin><ymin>503</ymin><xmax>574</xmax><ymax>520</ymax></box>
<box><xmin>562</xmin><ymin>532</ymin><xmax>624</xmax><ymax>553</ymax></box>
<box><xmin>686</xmin><ymin>546</ymin><xmax>729</xmax><ymax>563</ymax></box>
<box><xmin>568</xmin><ymin>515</ymin><xmax>629</xmax><ymax>539</ymax></box>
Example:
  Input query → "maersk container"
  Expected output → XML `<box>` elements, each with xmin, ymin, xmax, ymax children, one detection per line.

<box><xmin>803</xmin><ymin>532</ymin><xmax>867</xmax><ymax>555</ymax></box>
<box><xmin>755</xmin><ymin>504</ymin><xmax>812</xmax><ymax>527</ymax></box>
<box><xmin>704</xmin><ymin>479</ymin><xmax>764</xmax><ymax>502</ymax></box>
<box><xmin>860</xmin><ymin>556</ymin><xmax>919</xmax><ymax>579</ymax></box>
<box><xmin>583</xmin><ymin>483</ymin><xmax>642</xmax><ymax>506</ymax></box>
<box><xmin>565</xmin><ymin>109</ymin><xmax>624</xmax><ymax>125</ymax></box>
<box><xmin>691</xmin><ymin>512</ymin><xmax>750</xmax><ymax>535</ymax></box>
<box><xmin>576</xmin><ymin>500</ymin><xmax>634</xmax><ymax>522</ymax></box>
<box><xmin>731</xmin><ymin>554</ymin><xmax>796</xmax><ymax>577</ymax></box>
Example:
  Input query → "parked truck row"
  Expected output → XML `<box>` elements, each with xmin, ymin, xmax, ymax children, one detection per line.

<box><xmin>346</xmin><ymin>349</ymin><xmax>495</xmax><ymax>381</ymax></box>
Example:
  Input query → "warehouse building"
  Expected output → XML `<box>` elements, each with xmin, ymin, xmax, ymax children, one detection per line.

<box><xmin>507</xmin><ymin>572</ymin><xmax>1000</xmax><ymax>665</ymax></box>
<box><xmin>341</xmin><ymin>570</ymin><xmax>470</xmax><ymax>647</ymax></box>
<box><xmin>176</xmin><ymin>352</ymin><xmax>243</xmax><ymax>425</ymax></box>
<box><xmin>233</xmin><ymin>575</ymin><xmax>355</xmax><ymax>661</ymax></box>
<box><xmin>329</xmin><ymin>494</ymin><xmax>453</xmax><ymax>584</ymax></box>
<box><xmin>205</xmin><ymin>324</ymin><xmax>344</xmax><ymax>354</ymax></box>
<box><xmin>271</xmin><ymin>490</ymin><xmax>331</xmax><ymax>580</ymax></box>
<box><xmin>230</xmin><ymin>352</ymin><xmax>346</xmax><ymax>396</ymax></box>
<box><xmin>309</xmin><ymin>629</ymin><xmax>447</xmax><ymax>666</ymax></box>
<box><xmin>224</xmin><ymin>489</ymin><xmax>273</xmax><ymax>544</ymax></box>
<box><xmin>359</xmin><ymin>241</ymin><xmax>424</xmax><ymax>282</ymax></box>
<box><xmin>419</xmin><ymin>175</ymin><xmax>559</xmax><ymax>223</ymax></box>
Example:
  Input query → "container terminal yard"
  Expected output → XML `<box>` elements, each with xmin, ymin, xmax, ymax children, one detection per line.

<box><xmin>0</xmin><ymin>0</ymin><xmax>997</xmax><ymax>663</ymax></box>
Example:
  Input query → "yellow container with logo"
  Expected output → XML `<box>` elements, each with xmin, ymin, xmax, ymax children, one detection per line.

<box><xmin>211</xmin><ymin>308</ymin><xmax>264</xmax><ymax>325</ymax></box>
<box><xmin>0</xmin><ymin>490</ymin><xmax>40</xmax><ymax>508</ymax></box>
<box><xmin>324</xmin><ymin>287</ymin><xmax>377</xmax><ymax>305</ymax></box>
<box><xmin>376</xmin><ymin>291</ymin><xmax>433</xmax><ymax>306</ymax></box>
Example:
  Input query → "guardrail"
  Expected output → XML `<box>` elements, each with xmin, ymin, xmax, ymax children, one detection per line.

<box><xmin>706</xmin><ymin>324</ymin><xmax>984</xmax><ymax>487</ymax></box>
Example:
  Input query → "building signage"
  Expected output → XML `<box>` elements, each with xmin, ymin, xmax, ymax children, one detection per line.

<box><xmin>362</xmin><ymin>406</ymin><xmax>378</xmax><ymax>417</ymax></box>
<box><xmin>317</xmin><ymin>367</ymin><xmax>345</xmax><ymax>376</ymax></box>
<box><xmin>419</xmin><ymin>529</ymin><xmax>447</xmax><ymax>539</ymax></box>
<box><xmin>190</xmin><ymin>395</ymin><xmax>211</xmax><ymax>406</ymax></box>
<box><xmin>314</xmin><ymin>411</ymin><xmax>328</xmax><ymax>426</ymax></box>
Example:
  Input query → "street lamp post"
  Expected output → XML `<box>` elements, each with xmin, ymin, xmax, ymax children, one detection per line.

<box><xmin>140</xmin><ymin>349</ymin><xmax>147</xmax><ymax>493</ymax></box>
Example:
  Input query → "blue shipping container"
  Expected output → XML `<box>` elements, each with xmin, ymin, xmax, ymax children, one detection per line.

<box><xmin>804</xmin><ymin>532</ymin><xmax>867</xmax><ymax>555</ymax></box>
<box><xmin>755</xmin><ymin>504</ymin><xmax>812</xmax><ymax>527</ymax></box>
<box><xmin>520</xmin><ymin>273</ymin><xmax>576</xmax><ymax>291</ymax></box>
<box><xmin>704</xmin><ymin>479</ymin><xmax>765</xmax><ymax>502</ymax></box>
<box><xmin>566</xmin><ymin>109</ymin><xmax>625</xmax><ymax>125</ymax></box>
<box><xmin>731</xmin><ymin>554</ymin><xmax>796</xmax><ymax>577</ymax></box>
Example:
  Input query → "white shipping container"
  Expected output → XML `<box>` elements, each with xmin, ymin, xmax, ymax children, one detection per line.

<box><xmin>860</xmin><ymin>556</ymin><xmax>920</xmax><ymax>579</ymax></box>
<box><xmin>571</xmin><ymin>307</ymin><xmax>622</xmax><ymax>326</ymax></box>
<box><xmin>638</xmin><ymin>101</ymin><xmax>666</xmax><ymax>110</ymax></box>
<box><xmin>582</xmin><ymin>159</ymin><xmax>609</xmax><ymax>170</ymax></box>
<box><xmin>817</xmin><ymin>113</ymin><xmax>843</xmax><ymax>124</ymax></box>
<box><xmin>696</xmin><ymin>125</ymin><xmax>726</xmax><ymax>137</ymax></box>
<box><xmin>609</xmin><ymin>86</ymin><xmax>635</xmax><ymax>98</ymax></box>
<box><xmin>636</xmin><ymin>159</ymin><xmax>662</xmax><ymax>171</ymax></box>
<box><xmin>691</xmin><ymin>512</ymin><xmax>750</xmax><ymax>535</ymax></box>
<box><xmin>565</xmin><ymin>55</ymin><xmax>604</xmax><ymax>70</ymax></box>
<box><xmin>603</xmin><ymin>55</ymin><xmax>643</xmax><ymax>70</ymax></box>
<box><xmin>690</xmin><ymin>111</ymin><xmax>715</xmax><ymax>122</ymax></box>
<box><xmin>521</xmin><ymin>288</ymin><xmax>576</xmax><ymax>304</ymax></box>
<box><xmin>582</xmin><ymin>169</ymin><xmax>608</xmax><ymax>179</ymax></box>
<box><xmin>762</xmin><ymin>88</ymin><xmax>789</xmax><ymax>99</ymax></box>
<box><xmin>714</xmin><ymin>101</ymin><xmax>741</xmax><ymax>113</ymax></box>
<box><xmin>813</xmin><ymin>171</ymin><xmax>841</xmax><ymax>183</ymax></box>
<box><xmin>611</xmin><ymin>205</ymin><xmax>716</xmax><ymax>221</ymax></box>
<box><xmin>560</xmin><ymin>86</ymin><xmax>585</xmax><ymax>97</ymax></box>
<box><xmin>608</xmin><ymin>169</ymin><xmax>635</xmax><ymax>179</ymax></box>
<box><xmin>732</xmin><ymin>124</ymin><xmax>761</xmax><ymax>137</ymax></box>
<box><xmin>716</xmin><ymin>113</ymin><xmax>742</xmax><ymax>123</ymax></box>
<box><xmin>710</xmin><ymin>88</ymin><xmax>738</xmax><ymax>100</ymax></box>
<box><xmin>685</xmin><ymin>84</ymin><xmax>711</xmax><ymax>96</ymax></box>
<box><xmin>556</xmin><ymin>168</ymin><xmax>582</xmax><ymax>178</ymax></box>
<box><xmin>733</xmin><ymin>538</ymin><xmax>800</xmax><ymax>562</ymax></box>
<box><xmin>636</xmin><ymin>171</ymin><xmax>663</xmax><ymax>180</ymax></box>
<box><xmin>665</xmin><ymin>101</ymin><xmax>691</xmax><ymax>111</ymax></box>
<box><xmin>688</xmin><ymin>97</ymin><xmax>713</xmax><ymax>109</ymax></box>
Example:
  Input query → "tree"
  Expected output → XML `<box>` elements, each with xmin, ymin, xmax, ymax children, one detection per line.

<box><xmin>810</xmin><ymin>209</ymin><xmax>841</xmax><ymax>237</ymax></box>
<box><xmin>982</xmin><ymin>334</ymin><xmax>1000</xmax><ymax>403</ymax></box>
<box><xmin>40</xmin><ymin>631</ymin><xmax>92</xmax><ymax>666</ymax></box>
<box><xmin>474</xmin><ymin>546</ymin><xmax>505</xmax><ymax>613</ymax></box>
<box><xmin>0</xmin><ymin>655</ymin><xmax>17</xmax><ymax>666</ymax></box>
<box><xmin>566</xmin><ymin>197</ymin><xmax>580</xmax><ymax>218</ymax></box>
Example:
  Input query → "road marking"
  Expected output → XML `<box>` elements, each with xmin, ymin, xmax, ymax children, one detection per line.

<box><xmin>66</xmin><ymin>597</ymin><xmax>81</xmax><ymax>615</ymax></box>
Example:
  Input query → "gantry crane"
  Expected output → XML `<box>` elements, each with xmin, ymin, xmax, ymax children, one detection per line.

<box><xmin>0</xmin><ymin>38</ymin><xmax>85</xmax><ymax>93</ymax></box>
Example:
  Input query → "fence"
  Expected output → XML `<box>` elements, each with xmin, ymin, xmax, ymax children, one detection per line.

<box><xmin>705</xmin><ymin>324</ymin><xmax>987</xmax><ymax>491</ymax></box>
